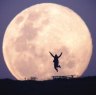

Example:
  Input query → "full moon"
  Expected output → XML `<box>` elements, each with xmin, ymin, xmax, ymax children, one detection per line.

<box><xmin>3</xmin><ymin>3</ymin><xmax>92</xmax><ymax>80</ymax></box>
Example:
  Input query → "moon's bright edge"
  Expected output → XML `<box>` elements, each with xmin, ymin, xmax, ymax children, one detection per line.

<box><xmin>3</xmin><ymin>3</ymin><xmax>92</xmax><ymax>80</ymax></box>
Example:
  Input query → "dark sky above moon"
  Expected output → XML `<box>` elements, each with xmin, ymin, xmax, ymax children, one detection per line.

<box><xmin>0</xmin><ymin>0</ymin><xmax>96</xmax><ymax>79</ymax></box>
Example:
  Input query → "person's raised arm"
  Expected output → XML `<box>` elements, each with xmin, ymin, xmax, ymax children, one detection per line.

<box><xmin>49</xmin><ymin>52</ymin><xmax>54</xmax><ymax>57</ymax></box>
<box><xmin>58</xmin><ymin>52</ymin><xmax>62</xmax><ymax>58</ymax></box>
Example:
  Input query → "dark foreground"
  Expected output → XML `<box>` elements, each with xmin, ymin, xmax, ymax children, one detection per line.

<box><xmin>0</xmin><ymin>76</ymin><xmax>96</xmax><ymax>95</ymax></box>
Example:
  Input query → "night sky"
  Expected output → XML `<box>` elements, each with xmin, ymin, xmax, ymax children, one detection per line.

<box><xmin>0</xmin><ymin>0</ymin><xmax>96</xmax><ymax>80</ymax></box>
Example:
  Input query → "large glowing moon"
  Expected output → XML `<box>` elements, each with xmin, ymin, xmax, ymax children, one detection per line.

<box><xmin>3</xmin><ymin>3</ymin><xmax>92</xmax><ymax>80</ymax></box>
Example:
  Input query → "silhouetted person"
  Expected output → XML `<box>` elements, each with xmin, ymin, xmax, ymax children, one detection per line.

<box><xmin>49</xmin><ymin>52</ymin><xmax>62</xmax><ymax>72</ymax></box>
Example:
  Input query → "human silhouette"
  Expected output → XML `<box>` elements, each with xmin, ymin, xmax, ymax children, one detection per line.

<box><xmin>49</xmin><ymin>52</ymin><xmax>62</xmax><ymax>72</ymax></box>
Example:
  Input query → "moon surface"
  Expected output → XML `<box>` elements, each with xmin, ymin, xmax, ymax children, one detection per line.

<box><xmin>3</xmin><ymin>3</ymin><xmax>92</xmax><ymax>80</ymax></box>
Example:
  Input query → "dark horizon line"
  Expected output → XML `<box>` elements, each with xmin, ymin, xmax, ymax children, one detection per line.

<box><xmin>0</xmin><ymin>75</ymin><xmax>96</xmax><ymax>81</ymax></box>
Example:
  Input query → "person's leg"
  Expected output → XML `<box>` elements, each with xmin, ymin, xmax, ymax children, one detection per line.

<box><xmin>58</xmin><ymin>65</ymin><xmax>61</xmax><ymax>68</ymax></box>
<box><xmin>55</xmin><ymin>67</ymin><xmax>58</xmax><ymax>72</ymax></box>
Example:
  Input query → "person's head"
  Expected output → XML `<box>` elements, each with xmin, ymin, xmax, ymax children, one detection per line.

<box><xmin>55</xmin><ymin>54</ymin><xmax>58</xmax><ymax>57</ymax></box>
